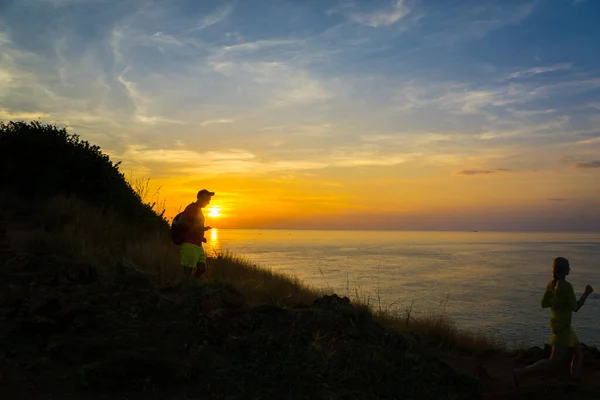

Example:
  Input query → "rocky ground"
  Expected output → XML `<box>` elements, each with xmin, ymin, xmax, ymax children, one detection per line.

<box><xmin>444</xmin><ymin>332</ymin><xmax>600</xmax><ymax>399</ymax></box>
<box><xmin>0</xmin><ymin>253</ymin><xmax>481</xmax><ymax>400</ymax></box>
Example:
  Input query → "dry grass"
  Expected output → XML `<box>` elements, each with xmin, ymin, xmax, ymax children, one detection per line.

<box><xmin>20</xmin><ymin>194</ymin><xmax>503</xmax><ymax>354</ymax></box>
<box><xmin>372</xmin><ymin>309</ymin><xmax>505</xmax><ymax>353</ymax></box>
<box><xmin>27</xmin><ymin>195</ymin><xmax>186</xmax><ymax>285</ymax></box>
<box><xmin>206</xmin><ymin>250</ymin><xmax>324</xmax><ymax>306</ymax></box>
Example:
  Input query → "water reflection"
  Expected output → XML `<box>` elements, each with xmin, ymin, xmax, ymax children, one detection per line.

<box><xmin>207</xmin><ymin>228</ymin><xmax>221</xmax><ymax>256</ymax></box>
<box><xmin>200</xmin><ymin>228</ymin><xmax>600</xmax><ymax>347</ymax></box>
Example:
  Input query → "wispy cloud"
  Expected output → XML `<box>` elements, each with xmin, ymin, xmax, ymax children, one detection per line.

<box><xmin>575</xmin><ymin>160</ymin><xmax>600</xmax><ymax>169</ymax></box>
<box><xmin>393</xmin><ymin>82</ymin><xmax>529</xmax><ymax>115</ymax></box>
<box><xmin>547</xmin><ymin>198</ymin><xmax>567</xmax><ymax>202</ymax></box>
<box><xmin>209</xmin><ymin>60</ymin><xmax>334</xmax><ymax>107</ymax></box>
<box><xmin>456</xmin><ymin>168</ymin><xmax>512</xmax><ymax>175</ymax></box>
<box><xmin>117</xmin><ymin>142</ymin><xmax>413</xmax><ymax>177</ymax></box>
<box><xmin>200</xmin><ymin>119</ymin><xmax>235</xmax><ymax>127</ymax></box>
<box><xmin>422</xmin><ymin>1</ymin><xmax>539</xmax><ymax>44</ymax></box>
<box><xmin>0</xmin><ymin>107</ymin><xmax>50</xmax><ymax>120</ymax></box>
<box><xmin>123</xmin><ymin>145</ymin><xmax>213</xmax><ymax>164</ymax></box>
<box><xmin>508</xmin><ymin>63</ymin><xmax>572</xmax><ymax>79</ymax></box>
<box><xmin>190</xmin><ymin>4</ymin><xmax>234</xmax><ymax>31</ymax></box>
<box><xmin>0</xmin><ymin>32</ymin><xmax>10</xmax><ymax>45</ymax></box>
<box><xmin>346</xmin><ymin>0</ymin><xmax>411</xmax><ymax>28</ymax></box>
<box><xmin>216</xmin><ymin>39</ymin><xmax>299</xmax><ymax>55</ymax></box>
<box><xmin>33</xmin><ymin>0</ymin><xmax>110</xmax><ymax>7</ymax></box>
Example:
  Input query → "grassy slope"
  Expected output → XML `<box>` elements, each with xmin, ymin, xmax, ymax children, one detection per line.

<box><xmin>34</xmin><ymin>195</ymin><xmax>503</xmax><ymax>352</ymax></box>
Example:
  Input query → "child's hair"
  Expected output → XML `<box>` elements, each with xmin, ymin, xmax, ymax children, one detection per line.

<box><xmin>552</xmin><ymin>257</ymin><xmax>570</xmax><ymax>285</ymax></box>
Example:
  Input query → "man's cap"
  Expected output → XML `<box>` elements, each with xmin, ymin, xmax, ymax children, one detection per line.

<box><xmin>197</xmin><ymin>189</ymin><xmax>215</xmax><ymax>197</ymax></box>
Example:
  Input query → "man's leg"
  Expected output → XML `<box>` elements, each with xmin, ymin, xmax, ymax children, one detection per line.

<box><xmin>193</xmin><ymin>245</ymin><xmax>208</xmax><ymax>278</ymax></box>
<box><xmin>192</xmin><ymin>262</ymin><xmax>205</xmax><ymax>277</ymax></box>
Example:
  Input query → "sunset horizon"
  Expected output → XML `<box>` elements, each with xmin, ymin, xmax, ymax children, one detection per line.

<box><xmin>1</xmin><ymin>0</ymin><xmax>599</xmax><ymax>231</ymax></box>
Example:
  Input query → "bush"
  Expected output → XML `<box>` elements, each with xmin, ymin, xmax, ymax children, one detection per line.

<box><xmin>0</xmin><ymin>120</ymin><xmax>166</xmax><ymax>229</ymax></box>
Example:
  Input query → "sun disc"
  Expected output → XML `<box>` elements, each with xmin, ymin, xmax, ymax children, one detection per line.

<box><xmin>207</xmin><ymin>206</ymin><xmax>222</xmax><ymax>217</ymax></box>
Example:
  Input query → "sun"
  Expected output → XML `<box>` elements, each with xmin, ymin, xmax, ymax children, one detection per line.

<box><xmin>207</xmin><ymin>206</ymin><xmax>222</xmax><ymax>217</ymax></box>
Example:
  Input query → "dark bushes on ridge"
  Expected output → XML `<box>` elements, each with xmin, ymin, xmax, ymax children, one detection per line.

<box><xmin>0</xmin><ymin>120</ymin><xmax>166</xmax><ymax>228</ymax></box>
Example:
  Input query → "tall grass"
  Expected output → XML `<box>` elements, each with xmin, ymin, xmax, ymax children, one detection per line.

<box><xmin>26</xmin><ymin>194</ymin><xmax>503</xmax><ymax>354</ymax></box>
<box><xmin>207</xmin><ymin>250</ymin><xmax>324</xmax><ymax>306</ymax></box>
<box><xmin>127</xmin><ymin>175</ymin><xmax>168</xmax><ymax>220</ymax></box>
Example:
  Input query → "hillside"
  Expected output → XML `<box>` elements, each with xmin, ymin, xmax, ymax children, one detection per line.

<box><xmin>1</xmin><ymin>121</ymin><xmax>599</xmax><ymax>399</ymax></box>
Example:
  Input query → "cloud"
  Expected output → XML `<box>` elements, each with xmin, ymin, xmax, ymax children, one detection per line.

<box><xmin>0</xmin><ymin>32</ymin><xmax>10</xmax><ymax>45</ymax></box>
<box><xmin>347</xmin><ymin>0</ymin><xmax>411</xmax><ymax>28</ymax></box>
<box><xmin>574</xmin><ymin>160</ymin><xmax>600</xmax><ymax>169</ymax></box>
<box><xmin>216</xmin><ymin>39</ymin><xmax>299</xmax><ymax>55</ymax></box>
<box><xmin>392</xmin><ymin>72</ymin><xmax>600</xmax><ymax>144</ymax></box>
<box><xmin>508</xmin><ymin>63</ymin><xmax>572</xmax><ymax>79</ymax></box>
<box><xmin>200</xmin><ymin>119</ymin><xmax>235</xmax><ymax>127</ymax></box>
<box><xmin>393</xmin><ymin>82</ymin><xmax>529</xmax><ymax>115</ymax></box>
<box><xmin>422</xmin><ymin>1</ymin><xmax>539</xmax><ymax>45</ymax></box>
<box><xmin>121</xmin><ymin>146</ymin><xmax>212</xmax><ymax>164</ymax></box>
<box><xmin>116</xmin><ymin>142</ymin><xmax>413</xmax><ymax>177</ymax></box>
<box><xmin>209</xmin><ymin>60</ymin><xmax>334</xmax><ymax>107</ymax></box>
<box><xmin>190</xmin><ymin>3</ymin><xmax>234</xmax><ymax>31</ymax></box>
<box><xmin>328</xmin><ymin>148</ymin><xmax>409</xmax><ymax>167</ymax></box>
<box><xmin>547</xmin><ymin>198</ymin><xmax>567</xmax><ymax>202</ymax></box>
<box><xmin>0</xmin><ymin>26</ymin><xmax>134</xmax><ymax>135</ymax></box>
<box><xmin>135</xmin><ymin>115</ymin><xmax>185</xmax><ymax>125</ymax></box>
<box><xmin>456</xmin><ymin>168</ymin><xmax>512</xmax><ymax>175</ymax></box>
<box><xmin>33</xmin><ymin>0</ymin><xmax>110</xmax><ymax>7</ymax></box>
<box><xmin>0</xmin><ymin>107</ymin><xmax>50</xmax><ymax>120</ymax></box>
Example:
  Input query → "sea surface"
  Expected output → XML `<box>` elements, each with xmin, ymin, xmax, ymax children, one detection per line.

<box><xmin>205</xmin><ymin>229</ymin><xmax>600</xmax><ymax>348</ymax></box>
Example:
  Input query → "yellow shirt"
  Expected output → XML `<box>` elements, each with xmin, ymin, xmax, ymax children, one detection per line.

<box><xmin>541</xmin><ymin>279</ymin><xmax>578</xmax><ymax>330</ymax></box>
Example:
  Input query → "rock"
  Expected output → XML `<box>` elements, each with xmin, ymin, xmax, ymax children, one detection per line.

<box><xmin>216</xmin><ymin>283</ymin><xmax>247</xmax><ymax>309</ymax></box>
<box><xmin>312</xmin><ymin>293</ymin><xmax>351</xmax><ymax>310</ymax></box>
<box><xmin>32</xmin><ymin>296</ymin><xmax>63</xmax><ymax>316</ymax></box>
<box><xmin>581</xmin><ymin>343</ymin><xmax>600</xmax><ymax>359</ymax></box>
<box><xmin>78</xmin><ymin>350</ymin><xmax>186</xmax><ymax>391</ymax></box>
<box><xmin>200</xmin><ymin>299</ymin><xmax>221</xmax><ymax>313</ymax></box>
<box><xmin>247</xmin><ymin>304</ymin><xmax>295</xmax><ymax>326</ymax></box>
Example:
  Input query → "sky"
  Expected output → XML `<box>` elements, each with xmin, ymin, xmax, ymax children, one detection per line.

<box><xmin>1</xmin><ymin>0</ymin><xmax>599</xmax><ymax>231</ymax></box>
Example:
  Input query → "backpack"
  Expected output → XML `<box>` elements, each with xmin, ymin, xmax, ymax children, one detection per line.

<box><xmin>170</xmin><ymin>212</ymin><xmax>187</xmax><ymax>245</ymax></box>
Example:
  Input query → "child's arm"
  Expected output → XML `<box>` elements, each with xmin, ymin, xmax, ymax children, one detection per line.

<box><xmin>557</xmin><ymin>281</ymin><xmax>588</xmax><ymax>312</ymax></box>
<box><xmin>575</xmin><ymin>285</ymin><xmax>594</xmax><ymax>311</ymax></box>
<box><xmin>541</xmin><ymin>281</ymin><xmax>553</xmax><ymax>308</ymax></box>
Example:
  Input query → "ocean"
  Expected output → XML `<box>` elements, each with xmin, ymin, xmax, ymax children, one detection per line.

<box><xmin>205</xmin><ymin>229</ymin><xmax>600</xmax><ymax>348</ymax></box>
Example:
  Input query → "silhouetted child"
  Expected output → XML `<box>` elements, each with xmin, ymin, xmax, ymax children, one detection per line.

<box><xmin>512</xmin><ymin>257</ymin><xmax>594</xmax><ymax>387</ymax></box>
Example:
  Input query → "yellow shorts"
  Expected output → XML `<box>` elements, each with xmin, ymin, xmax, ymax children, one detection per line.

<box><xmin>549</xmin><ymin>325</ymin><xmax>579</xmax><ymax>348</ymax></box>
<box><xmin>180</xmin><ymin>242</ymin><xmax>206</xmax><ymax>269</ymax></box>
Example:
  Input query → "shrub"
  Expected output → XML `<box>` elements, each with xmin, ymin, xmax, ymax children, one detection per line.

<box><xmin>0</xmin><ymin>120</ymin><xmax>166</xmax><ymax>229</ymax></box>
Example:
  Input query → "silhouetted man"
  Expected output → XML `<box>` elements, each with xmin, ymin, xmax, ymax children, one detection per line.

<box><xmin>179</xmin><ymin>189</ymin><xmax>214</xmax><ymax>277</ymax></box>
